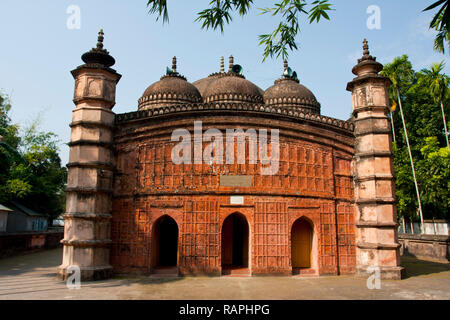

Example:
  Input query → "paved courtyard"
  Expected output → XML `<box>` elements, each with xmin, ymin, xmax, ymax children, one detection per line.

<box><xmin>0</xmin><ymin>249</ymin><xmax>448</xmax><ymax>300</ymax></box>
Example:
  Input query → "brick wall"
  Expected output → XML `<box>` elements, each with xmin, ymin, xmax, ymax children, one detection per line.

<box><xmin>111</xmin><ymin>115</ymin><xmax>355</xmax><ymax>276</ymax></box>
<box><xmin>399</xmin><ymin>234</ymin><xmax>449</xmax><ymax>263</ymax></box>
<box><xmin>0</xmin><ymin>231</ymin><xmax>63</xmax><ymax>258</ymax></box>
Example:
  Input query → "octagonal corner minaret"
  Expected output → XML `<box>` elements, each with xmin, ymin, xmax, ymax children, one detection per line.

<box><xmin>57</xmin><ymin>30</ymin><xmax>121</xmax><ymax>281</ymax></box>
<box><xmin>346</xmin><ymin>39</ymin><xmax>404</xmax><ymax>280</ymax></box>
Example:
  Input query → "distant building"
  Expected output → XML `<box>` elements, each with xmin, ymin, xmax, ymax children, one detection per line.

<box><xmin>6</xmin><ymin>202</ymin><xmax>48</xmax><ymax>233</ymax></box>
<box><xmin>52</xmin><ymin>215</ymin><xmax>65</xmax><ymax>227</ymax></box>
<box><xmin>0</xmin><ymin>204</ymin><xmax>13</xmax><ymax>232</ymax></box>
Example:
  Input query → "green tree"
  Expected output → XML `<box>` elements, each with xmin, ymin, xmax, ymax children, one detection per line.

<box><xmin>417</xmin><ymin>137</ymin><xmax>449</xmax><ymax>218</ymax></box>
<box><xmin>420</xmin><ymin>62</ymin><xmax>449</xmax><ymax>147</ymax></box>
<box><xmin>0</xmin><ymin>92</ymin><xmax>29</xmax><ymax>201</ymax></box>
<box><xmin>423</xmin><ymin>0</ymin><xmax>450</xmax><ymax>54</ymax></box>
<box><xmin>381</xmin><ymin>56</ymin><xmax>424</xmax><ymax>227</ymax></box>
<box><xmin>382</xmin><ymin>56</ymin><xmax>450</xmax><ymax>223</ymax></box>
<box><xmin>19</xmin><ymin>122</ymin><xmax>67</xmax><ymax>219</ymax></box>
<box><xmin>392</xmin><ymin>142</ymin><xmax>417</xmax><ymax>221</ymax></box>
<box><xmin>0</xmin><ymin>93</ymin><xmax>21</xmax><ymax>159</ymax></box>
<box><xmin>0</xmin><ymin>92</ymin><xmax>67</xmax><ymax>222</ymax></box>
<box><xmin>146</xmin><ymin>0</ymin><xmax>333</xmax><ymax>61</ymax></box>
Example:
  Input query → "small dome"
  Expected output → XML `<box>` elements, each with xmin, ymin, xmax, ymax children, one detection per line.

<box><xmin>264</xmin><ymin>77</ymin><xmax>320</xmax><ymax>114</ymax></box>
<box><xmin>138</xmin><ymin>75</ymin><xmax>202</xmax><ymax>110</ymax></box>
<box><xmin>138</xmin><ymin>57</ymin><xmax>202</xmax><ymax>110</ymax></box>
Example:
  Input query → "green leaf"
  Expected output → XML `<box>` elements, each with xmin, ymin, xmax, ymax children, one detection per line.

<box><xmin>147</xmin><ymin>0</ymin><xmax>169</xmax><ymax>23</ymax></box>
<box><xmin>423</xmin><ymin>0</ymin><xmax>447</xmax><ymax>12</ymax></box>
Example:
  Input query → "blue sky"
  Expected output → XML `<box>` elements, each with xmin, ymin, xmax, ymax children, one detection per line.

<box><xmin>0</xmin><ymin>0</ymin><xmax>448</xmax><ymax>164</ymax></box>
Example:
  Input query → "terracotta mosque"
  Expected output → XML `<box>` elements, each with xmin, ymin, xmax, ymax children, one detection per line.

<box><xmin>58</xmin><ymin>30</ymin><xmax>404</xmax><ymax>280</ymax></box>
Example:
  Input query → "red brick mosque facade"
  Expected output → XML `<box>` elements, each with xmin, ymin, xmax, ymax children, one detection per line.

<box><xmin>58</xmin><ymin>31</ymin><xmax>404</xmax><ymax>280</ymax></box>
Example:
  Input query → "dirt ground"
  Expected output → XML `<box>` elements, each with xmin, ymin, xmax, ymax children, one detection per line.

<box><xmin>0</xmin><ymin>249</ymin><xmax>448</xmax><ymax>300</ymax></box>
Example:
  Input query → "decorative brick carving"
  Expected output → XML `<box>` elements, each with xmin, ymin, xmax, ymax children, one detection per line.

<box><xmin>180</xmin><ymin>200</ymin><xmax>220</xmax><ymax>274</ymax></box>
<box><xmin>253</xmin><ymin>202</ymin><xmax>290</xmax><ymax>274</ymax></box>
<box><xmin>110</xmin><ymin>115</ymin><xmax>354</xmax><ymax>276</ymax></box>
<box><xmin>67</xmin><ymin>33</ymin><xmax>408</xmax><ymax>281</ymax></box>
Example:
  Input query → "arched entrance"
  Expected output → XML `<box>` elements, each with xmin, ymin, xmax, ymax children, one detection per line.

<box><xmin>291</xmin><ymin>218</ymin><xmax>313</xmax><ymax>270</ymax></box>
<box><xmin>221</xmin><ymin>213</ymin><xmax>249</xmax><ymax>274</ymax></box>
<box><xmin>151</xmin><ymin>215</ymin><xmax>179</xmax><ymax>269</ymax></box>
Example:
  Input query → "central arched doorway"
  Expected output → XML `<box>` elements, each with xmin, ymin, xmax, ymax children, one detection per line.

<box><xmin>291</xmin><ymin>218</ymin><xmax>313</xmax><ymax>271</ymax></box>
<box><xmin>221</xmin><ymin>213</ymin><xmax>249</xmax><ymax>274</ymax></box>
<box><xmin>151</xmin><ymin>215</ymin><xmax>179</xmax><ymax>270</ymax></box>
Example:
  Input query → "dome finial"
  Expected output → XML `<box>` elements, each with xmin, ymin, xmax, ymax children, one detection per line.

<box><xmin>283</xmin><ymin>59</ymin><xmax>288</xmax><ymax>73</ymax></box>
<box><xmin>97</xmin><ymin>29</ymin><xmax>104</xmax><ymax>50</ymax></box>
<box><xmin>352</xmin><ymin>39</ymin><xmax>382</xmax><ymax>76</ymax></box>
<box><xmin>229</xmin><ymin>55</ymin><xmax>234</xmax><ymax>73</ymax></box>
<box><xmin>220</xmin><ymin>56</ymin><xmax>225</xmax><ymax>73</ymax></box>
<box><xmin>357</xmin><ymin>38</ymin><xmax>376</xmax><ymax>64</ymax></box>
<box><xmin>172</xmin><ymin>56</ymin><xmax>177</xmax><ymax>73</ymax></box>
<box><xmin>363</xmin><ymin>38</ymin><xmax>370</xmax><ymax>56</ymax></box>
<box><xmin>81</xmin><ymin>29</ymin><xmax>115</xmax><ymax>67</ymax></box>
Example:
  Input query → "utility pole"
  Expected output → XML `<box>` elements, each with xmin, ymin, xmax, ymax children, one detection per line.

<box><xmin>396</xmin><ymin>88</ymin><xmax>424</xmax><ymax>233</ymax></box>
<box><xmin>390</xmin><ymin>110</ymin><xmax>396</xmax><ymax>142</ymax></box>
<box><xmin>440</xmin><ymin>100</ymin><xmax>449</xmax><ymax>148</ymax></box>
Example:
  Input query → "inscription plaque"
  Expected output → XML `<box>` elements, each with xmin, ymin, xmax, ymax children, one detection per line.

<box><xmin>219</xmin><ymin>175</ymin><xmax>253</xmax><ymax>187</ymax></box>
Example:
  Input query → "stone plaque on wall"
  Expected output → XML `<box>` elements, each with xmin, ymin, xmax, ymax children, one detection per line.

<box><xmin>230</xmin><ymin>196</ymin><xmax>244</xmax><ymax>205</ymax></box>
<box><xmin>220</xmin><ymin>175</ymin><xmax>253</xmax><ymax>187</ymax></box>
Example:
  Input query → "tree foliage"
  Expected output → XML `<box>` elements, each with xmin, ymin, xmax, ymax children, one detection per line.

<box><xmin>381</xmin><ymin>56</ymin><xmax>449</xmax><ymax>221</ymax></box>
<box><xmin>0</xmin><ymin>92</ymin><xmax>67</xmax><ymax>221</ymax></box>
<box><xmin>146</xmin><ymin>0</ymin><xmax>333</xmax><ymax>61</ymax></box>
<box><xmin>146</xmin><ymin>1</ymin><xmax>447</xmax><ymax>60</ymax></box>
<box><xmin>423</xmin><ymin>0</ymin><xmax>450</xmax><ymax>54</ymax></box>
<box><xmin>417</xmin><ymin>137</ymin><xmax>450</xmax><ymax>213</ymax></box>
<box><xmin>421</xmin><ymin>61</ymin><xmax>449</xmax><ymax>104</ymax></box>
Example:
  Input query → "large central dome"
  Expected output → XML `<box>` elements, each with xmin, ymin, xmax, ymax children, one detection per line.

<box><xmin>203</xmin><ymin>74</ymin><xmax>264</xmax><ymax>104</ymax></box>
<box><xmin>193</xmin><ymin>56</ymin><xmax>264</xmax><ymax>105</ymax></box>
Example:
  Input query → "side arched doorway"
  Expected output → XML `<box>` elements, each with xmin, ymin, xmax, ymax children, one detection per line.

<box><xmin>151</xmin><ymin>215</ymin><xmax>179</xmax><ymax>269</ymax></box>
<box><xmin>291</xmin><ymin>218</ymin><xmax>313</xmax><ymax>270</ymax></box>
<box><xmin>221</xmin><ymin>213</ymin><xmax>249</xmax><ymax>274</ymax></box>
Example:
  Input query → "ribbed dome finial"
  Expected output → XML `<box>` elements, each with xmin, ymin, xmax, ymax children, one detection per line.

<box><xmin>220</xmin><ymin>56</ymin><xmax>224</xmax><ymax>73</ymax></box>
<box><xmin>351</xmin><ymin>39</ymin><xmax>383</xmax><ymax>76</ymax></box>
<box><xmin>81</xmin><ymin>29</ymin><xmax>115</xmax><ymax>67</ymax></box>
<box><xmin>172</xmin><ymin>56</ymin><xmax>177</xmax><ymax>73</ymax></box>
<box><xmin>228</xmin><ymin>55</ymin><xmax>234</xmax><ymax>73</ymax></box>
<box><xmin>357</xmin><ymin>38</ymin><xmax>376</xmax><ymax>63</ymax></box>
<box><xmin>97</xmin><ymin>29</ymin><xmax>104</xmax><ymax>50</ymax></box>
<box><xmin>363</xmin><ymin>38</ymin><xmax>370</xmax><ymax>56</ymax></box>
<box><xmin>283</xmin><ymin>59</ymin><xmax>288</xmax><ymax>73</ymax></box>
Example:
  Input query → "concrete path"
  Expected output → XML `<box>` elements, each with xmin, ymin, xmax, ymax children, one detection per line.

<box><xmin>0</xmin><ymin>249</ymin><xmax>449</xmax><ymax>300</ymax></box>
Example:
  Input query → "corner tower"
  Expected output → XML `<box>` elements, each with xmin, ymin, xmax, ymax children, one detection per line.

<box><xmin>347</xmin><ymin>39</ymin><xmax>404</xmax><ymax>279</ymax></box>
<box><xmin>58</xmin><ymin>30</ymin><xmax>121</xmax><ymax>281</ymax></box>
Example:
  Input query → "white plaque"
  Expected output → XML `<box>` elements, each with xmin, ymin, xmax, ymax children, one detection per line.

<box><xmin>230</xmin><ymin>196</ymin><xmax>244</xmax><ymax>205</ymax></box>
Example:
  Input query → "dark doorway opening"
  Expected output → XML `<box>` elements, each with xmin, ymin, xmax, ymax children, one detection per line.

<box><xmin>221</xmin><ymin>213</ymin><xmax>249</xmax><ymax>274</ymax></box>
<box><xmin>151</xmin><ymin>215</ymin><xmax>178</xmax><ymax>268</ymax></box>
<box><xmin>291</xmin><ymin>218</ymin><xmax>313</xmax><ymax>272</ymax></box>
